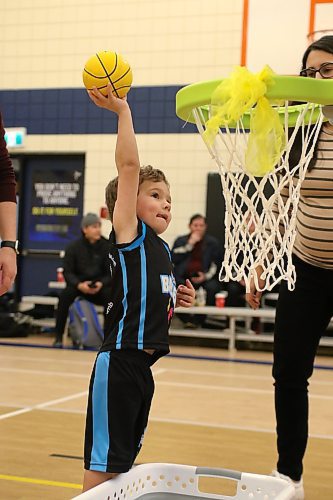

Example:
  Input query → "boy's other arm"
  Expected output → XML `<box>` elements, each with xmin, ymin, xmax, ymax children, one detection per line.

<box><xmin>88</xmin><ymin>85</ymin><xmax>140</xmax><ymax>243</ymax></box>
<box><xmin>176</xmin><ymin>279</ymin><xmax>195</xmax><ymax>308</ymax></box>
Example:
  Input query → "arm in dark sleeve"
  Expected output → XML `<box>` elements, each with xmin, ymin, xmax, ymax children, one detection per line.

<box><xmin>171</xmin><ymin>235</ymin><xmax>193</xmax><ymax>265</ymax></box>
<box><xmin>0</xmin><ymin>114</ymin><xmax>16</xmax><ymax>203</ymax></box>
<box><xmin>63</xmin><ymin>244</ymin><xmax>80</xmax><ymax>288</ymax></box>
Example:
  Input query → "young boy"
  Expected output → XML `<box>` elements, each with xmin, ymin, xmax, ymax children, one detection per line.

<box><xmin>83</xmin><ymin>84</ymin><xmax>195</xmax><ymax>492</ymax></box>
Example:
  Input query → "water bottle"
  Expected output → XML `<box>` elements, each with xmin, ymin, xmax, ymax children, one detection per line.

<box><xmin>195</xmin><ymin>286</ymin><xmax>206</xmax><ymax>306</ymax></box>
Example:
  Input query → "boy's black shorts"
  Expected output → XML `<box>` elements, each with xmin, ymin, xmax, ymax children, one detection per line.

<box><xmin>84</xmin><ymin>349</ymin><xmax>154</xmax><ymax>473</ymax></box>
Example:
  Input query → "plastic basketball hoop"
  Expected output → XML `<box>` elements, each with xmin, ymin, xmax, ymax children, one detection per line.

<box><xmin>176</xmin><ymin>68</ymin><xmax>333</xmax><ymax>292</ymax></box>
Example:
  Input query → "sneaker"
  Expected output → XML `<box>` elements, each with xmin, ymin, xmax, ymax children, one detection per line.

<box><xmin>271</xmin><ymin>470</ymin><xmax>304</xmax><ymax>499</ymax></box>
<box><xmin>184</xmin><ymin>321</ymin><xmax>198</xmax><ymax>329</ymax></box>
<box><xmin>72</xmin><ymin>339</ymin><xmax>83</xmax><ymax>350</ymax></box>
<box><xmin>52</xmin><ymin>340</ymin><xmax>63</xmax><ymax>348</ymax></box>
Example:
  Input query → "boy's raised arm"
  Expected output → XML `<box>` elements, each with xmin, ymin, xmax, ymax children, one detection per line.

<box><xmin>88</xmin><ymin>84</ymin><xmax>140</xmax><ymax>243</ymax></box>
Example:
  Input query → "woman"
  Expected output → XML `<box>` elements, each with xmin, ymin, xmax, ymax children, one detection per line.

<box><xmin>246</xmin><ymin>36</ymin><xmax>333</xmax><ymax>500</ymax></box>
<box><xmin>0</xmin><ymin>112</ymin><xmax>17</xmax><ymax>294</ymax></box>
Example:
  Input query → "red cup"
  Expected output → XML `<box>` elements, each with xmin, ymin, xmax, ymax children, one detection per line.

<box><xmin>100</xmin><ymin>206</ymin><xmax>109</xmax><ymax>219</ymax></box>
<box><xmin>57</xmin><ymin>267</ymin><xmax>65</xmax><ymax>282</ymax></box>
<box><xmin>215</xmin><ymin>292</ymin><xmax>227</xmax><ymax>308</ymax></box>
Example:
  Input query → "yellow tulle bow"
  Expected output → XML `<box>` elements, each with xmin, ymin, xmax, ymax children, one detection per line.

<box><xmin>203</xmin><ymin>65</ymin><xmax>285</xmax><ymax>176</ymax></box>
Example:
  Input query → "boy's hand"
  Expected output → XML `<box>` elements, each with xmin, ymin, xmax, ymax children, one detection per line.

<box><xmin>88</xmin><ymin>83</ymin><xmax>128</xmax><ymax>114</ymax></box>
<box><xmin>176</xmin><ymin>279</ymin><xmax>195</xmax><ymax>308</ymax></box>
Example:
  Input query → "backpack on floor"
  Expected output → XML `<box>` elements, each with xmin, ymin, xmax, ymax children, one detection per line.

<box><xmin>68</xmin><ymin>298</ymin><xmax>104</xmax><ymax>349</ymax></box>
<box><xmin>0</xmin><ymin>312</ymin><xmax>33</xmax><ymax>338</ymax></box>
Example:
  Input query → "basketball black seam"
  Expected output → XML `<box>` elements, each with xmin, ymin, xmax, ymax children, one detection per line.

<box><xmin>89</xmin><ymin>84</ymin><xmax>131</xmax><ymax>92</ymax></box>
<box><xmin>113</xmin><ymin>85</ymin><xmax>131</xmax><ymax>90</ymax></box>
<box><xmin>96</xmin><ymin>52</ymin><xmax>119</xmax><ymax>98</ymax></box>
<box><xmin>84</xmin><ymin>67</ymin><xmax>130</xmax><ymax>80</ymax></box>
<box><xmin>83</xmin><ymin>66</ymin><xmax>129</xmax><ymax>79</ymax></box>
<box><xmin>84</xmin><ymin>69</ymin><xmax>109</xmax><ymax>79</ymax></box>
<box><xmin>96</xmin><ymin>52</ymin><xmax>118</xmax><ymax>77</ymax></box>
<box><xmin>112</xmin><ymin>67</ymin><xmax>131</xmax><ymax>84</ymax></box>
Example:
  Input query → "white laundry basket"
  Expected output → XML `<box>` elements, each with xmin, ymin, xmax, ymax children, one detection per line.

<box><xmin>73</xmin><ymin>463</ymin><xmax>295</xmax><ymax>499</ymax></box>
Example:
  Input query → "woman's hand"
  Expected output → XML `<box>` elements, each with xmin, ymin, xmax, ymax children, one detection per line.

<box><xmin>245</xmin><ymin>266</ymin><xmax>265</xmax><ymax>310</ymax></box>
<box><xmin>176</xmin><ymin>279</ymin><xmax>195</xmax><ymax>307</ymax></box>
<box><xmin>0</xmin><ymin>248</ymin><xmax>16</xmax><ymax>296</ymax></box>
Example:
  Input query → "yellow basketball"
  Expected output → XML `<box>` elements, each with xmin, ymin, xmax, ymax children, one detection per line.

<box><xmin>83</xmin><ymin>51</ymin><xmax>133</xmax><ymax>98</ymax></box>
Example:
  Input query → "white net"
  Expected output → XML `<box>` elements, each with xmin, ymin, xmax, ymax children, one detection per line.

<box><xmin>193</xmin><ymin>102</ymin><xmax>324</xmax><ymax>292</ymax></box>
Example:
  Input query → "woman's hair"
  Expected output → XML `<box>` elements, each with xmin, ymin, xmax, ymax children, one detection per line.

<box><xmin>289</xmin><ymin>35</ymin><xmax>333</xmax><ymax>170</ymax></box>
<box><xmin>301</xmin><ymin>35</ymin><xmax>333</xmax><ymax>72</ymax></box>
<box><xmin>105</xmin><ymin>165</ymin><xmax>169</xmax><ymax>222</ymax></box>
<box><xmin>189</xmin><ymin>214</ymin><xmax>206</xmax><ymax>225</ymax></box>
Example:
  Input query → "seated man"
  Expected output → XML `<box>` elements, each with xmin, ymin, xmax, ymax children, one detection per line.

<box><xmin>171</xmin><ymin>214</ymin><xmax>222</xmax><ymax>327</ymax></box>
<box><xmin>53</xmin><ymin>213</ymin><xmax>111</xmax><ymax>347</ymax></box>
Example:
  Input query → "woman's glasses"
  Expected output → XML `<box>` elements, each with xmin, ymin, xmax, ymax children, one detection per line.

<box><xmin>300</xmin><ymin>62</ymin><xmax>333</xmax><ymax>79</ymax></box>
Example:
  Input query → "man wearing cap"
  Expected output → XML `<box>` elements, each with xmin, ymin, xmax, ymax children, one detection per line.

<box><xmin>53</xmin><ymin>213</ymin><xmax>111</xmax><ymax>347</ymax></box>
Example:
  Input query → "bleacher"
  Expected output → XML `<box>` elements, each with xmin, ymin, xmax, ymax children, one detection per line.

<box><xmin>20</xmin><ymin>294</ymin><xmax>333</xmax><ymax>351</ymax></box>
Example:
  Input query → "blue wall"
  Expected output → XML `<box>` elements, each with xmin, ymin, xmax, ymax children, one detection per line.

<box><xmin>0</xmin><ymin>86</ymin><xmax>197</xmax><ymax>135</ymax></box>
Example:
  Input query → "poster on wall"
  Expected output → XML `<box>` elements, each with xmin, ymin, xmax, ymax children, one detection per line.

<box><xmin>18</xmin><ymin>155</ymin><xmax>85</xmax><ymax>296</ymax></box>
<box><xmin>29</xmin><ymin>167</ymin><xmax>84</xmax><ymax>244</ymax></box>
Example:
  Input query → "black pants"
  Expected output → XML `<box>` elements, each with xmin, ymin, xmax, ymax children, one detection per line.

<box><xmin>84</xmin><ymin>350</ymin><xmax>154</xmax><ymax>473</ymax></box>
<box><xmin>273</xmin><ymin>255</ymin><xmax>333</xmax><ymax>481</ymax></box>
<box><xmin>55</xmin><ymin>285</ymin><xmax>111</xmax><ymax>342</ymax></box>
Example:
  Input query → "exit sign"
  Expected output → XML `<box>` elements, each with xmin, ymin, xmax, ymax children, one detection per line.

<box><xmin>4</xmin><ymin>128</ymin><xmax>27</xmax><ymax>148</ymax></box>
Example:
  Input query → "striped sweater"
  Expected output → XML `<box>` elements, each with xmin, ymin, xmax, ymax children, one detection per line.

<box><xmin>275</xmin><ymin>126</ymin><xmax>333</xmax><ymax>269</ymax></box>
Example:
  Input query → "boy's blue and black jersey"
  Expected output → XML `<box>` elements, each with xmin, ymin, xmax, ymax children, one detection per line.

<box><xmin>101</xmin><ymin>220</ymin><xmax>176</xmax><ymax>362</ymax></box>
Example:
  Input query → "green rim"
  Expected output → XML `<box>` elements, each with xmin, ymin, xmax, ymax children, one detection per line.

<box><xmin>176</xmin><ymin>75</ymin><xmax>333</xmax><ymax>127</ymax></box>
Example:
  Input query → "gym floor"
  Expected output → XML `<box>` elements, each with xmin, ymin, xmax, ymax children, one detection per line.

<box><xmin>0</xmin><ymin>338</ymin><xmax>332</xmax><ymax>499</ymax></box>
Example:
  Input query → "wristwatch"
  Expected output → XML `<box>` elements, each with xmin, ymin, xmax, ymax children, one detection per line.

<box><xmin>1</xmin><ymin>240</ymin><xmax>19</xmax><ymax>254</ymax></box>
